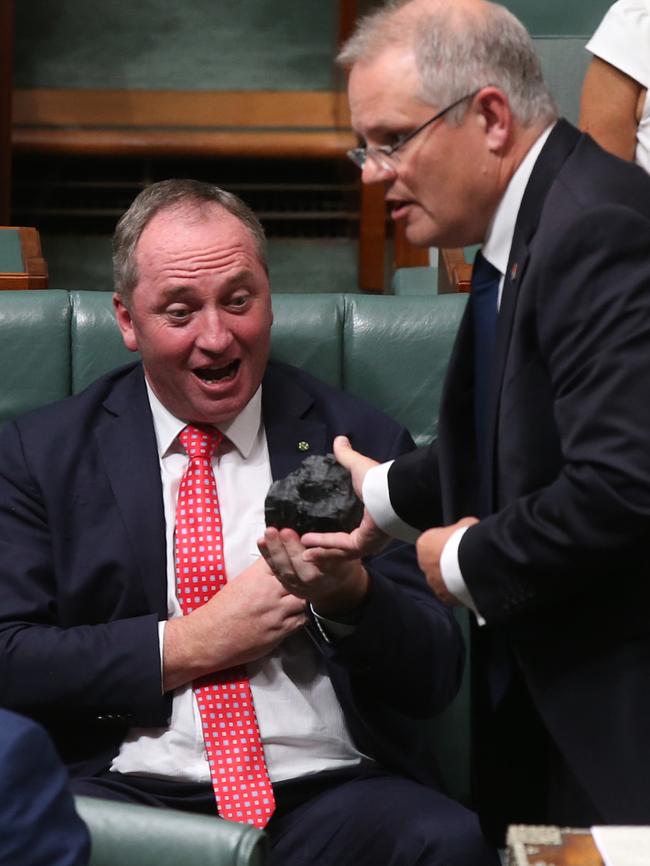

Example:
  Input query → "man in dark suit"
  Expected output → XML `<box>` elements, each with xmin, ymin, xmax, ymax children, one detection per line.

<box><xmin>299</xmin><ymin>0</ymin><xmax>650</xmax><ymax>842</ymax></box>
<box><xmin>0</xmin><ymin>709</ymin><xmax>90</xmax><ymax>866</ymax></box>
<box><xmin>0</xmin><ymin>180</ymin><xmax>497</xmax><ymax>866</ymax></box>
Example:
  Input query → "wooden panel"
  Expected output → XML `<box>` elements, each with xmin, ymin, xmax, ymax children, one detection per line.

<box><xmin>13</xmin><ymin>89</ymin><xmax>352</xmax><ymax>130</ymax></box>
<box><xmin>12</xmin><ymin>127</ymin><xmax>357</xmax><ymax>159</ymax></box>
<box><xmin>358</xmin><ymin>183</ymin><xmax>388</xmax><ymax>293</ymax></box>
<box><xmin>12</xmin><ymin>89</ymin><xmax>355</xmax><ymax>158</ymax></box>
<box><xmin>0</xmin><ymin>227</ymin><xmax>48</xmax><ymax>290</ymax></box>
<box><xmin>438</xmin><ymin>247</ymin><xmax>472</xmax><ymax>294</ymax></box>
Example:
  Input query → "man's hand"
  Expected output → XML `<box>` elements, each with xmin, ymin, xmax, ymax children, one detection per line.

<box><xmin>163</xmin><ymin>556</ymin><xmax>307</xmax><ymax>692</ymax></box>
<box><xmin>416</xmin><ymin>517</ymin><xmax>479</xmax><ymax>605</ymax></box>
<box><xmin>300</xmin><ymin>436</ymin><xmax>389</xmax><ymax>558</ymax></box>
<box><xmin>259</xmin><ymin>527</ymin><xmax>369</xmax><ymax>619</ymax></box>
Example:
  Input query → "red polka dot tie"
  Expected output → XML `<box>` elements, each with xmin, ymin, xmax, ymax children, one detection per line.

<box><xmin>174</xmin><ymin>425</ymin><xmax>275</xmax><ymax>828</ymax></box>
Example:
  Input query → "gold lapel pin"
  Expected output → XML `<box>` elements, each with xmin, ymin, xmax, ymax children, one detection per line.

<box><xmin>297</xmin><ymin>441</ymin><xmax>310</xmax><ymax>452</ymax></box>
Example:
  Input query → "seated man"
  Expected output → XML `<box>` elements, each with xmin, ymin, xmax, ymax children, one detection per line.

<box><xmin>0</xmin><ymin>708</ymin><xmax>90</xmax><ymax>866</ymax></box>
<box><xmin>0</xmin><ymin>179</ymin><xmax>497</xmax><ymax>866</ymax></box>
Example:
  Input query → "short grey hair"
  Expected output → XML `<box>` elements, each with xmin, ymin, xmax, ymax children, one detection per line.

<box><xmin>113</xmin><ymin>179</ymin><xmax>268</xmax><ymax>302</ymax></box>
<box><xmin>339</xmin><ymin>0</ymin><xmax>557</xmax><ymax>128</ymax></box>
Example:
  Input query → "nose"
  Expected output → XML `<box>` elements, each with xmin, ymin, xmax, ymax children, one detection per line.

<box><xmin>361</xmin><ymin>156</ymin><xmax>397</xmax><ymax>184</ymax></box>
<box><xmin>194</xmin><ymin>309</ymin><xmax>234</xmax><ymax>354</ymax></box>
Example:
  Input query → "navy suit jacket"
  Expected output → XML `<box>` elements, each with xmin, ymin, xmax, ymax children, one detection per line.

<box><xmin>0</xmin><ymin>709</ymin><xmax>90</xmax><ymax>865</ymax></box>
<box><xmin>0</xmin><ymin>359</ymin><xmax>462</xmax><ymax>790</ymax></box>
<box><xmin>386</xmin><ymin>121</ymin><xmax>650</xmax><ymax>822</ymax></box>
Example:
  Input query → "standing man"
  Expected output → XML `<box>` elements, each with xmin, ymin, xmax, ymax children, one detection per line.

<box><xmin>298</xmin><ymin>0</ymin><xmax>650</xmax><ymax>840</ymax></box>
<box><xmin>0</xmin><ymin>179</ymin><xmax>498</xmax><ymax>866</ymax></box>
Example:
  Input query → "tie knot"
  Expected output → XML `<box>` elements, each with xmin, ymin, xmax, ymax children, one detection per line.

<box><xmin>179</xmin><ymin>425</ymin><xmax>222</xmax><ymax>460</ymax></box>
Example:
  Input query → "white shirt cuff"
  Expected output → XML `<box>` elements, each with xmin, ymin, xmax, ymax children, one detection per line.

<box><xmin>158</xmin><ymin>620</ymin><xmax>166</xmax><ymax>690</ymax></box>
<box><xmin>440</xmin><ymin>526</ymin><xmax>485</xmax><ymax>625</ymax></box>
<box><xmin>362</xmin><ymin>461</ymin><xmax>420</xmax><ymax>544</ymax></box>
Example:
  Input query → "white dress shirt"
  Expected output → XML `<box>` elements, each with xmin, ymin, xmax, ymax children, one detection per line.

<box><xmin>111</xmin><ymin>382</ymin><xmax>364</xmax><ymax>783</ymax></box>
<box><xmin>362</xmin><ymin>125</ymin><xmax>554</xmax><ymax>622</ymax></box>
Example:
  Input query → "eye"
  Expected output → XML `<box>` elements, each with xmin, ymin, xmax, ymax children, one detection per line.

<box><xmin>227</xmin><ymin>292</ymin><xmax>251</xmax><ymax>310</ymax></box>
<box><xmin>165</xmin><ymin>305</ymin><xmax>192</xmax><ymax>321</ymax></box>
<box><xmin>390</xmin><ymin>132</ymin><xmax>408</xmax><ymax>147</ymax></box>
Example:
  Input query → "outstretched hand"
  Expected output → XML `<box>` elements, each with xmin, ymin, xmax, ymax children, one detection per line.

<box><xmin>258</xmin><ymin>526</ymin><xmax>370</xmax><ymax>617</ymax></box>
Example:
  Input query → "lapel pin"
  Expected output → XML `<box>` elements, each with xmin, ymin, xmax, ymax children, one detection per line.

<box><xmin>510</xmin><ymin>262</ymin><xmax>519</xmax><ymax>281</ymax></box>
<box><xmin>297</xmin><ymin>441</ymin><xmax>310</xmax><ymax>452</ymax></box>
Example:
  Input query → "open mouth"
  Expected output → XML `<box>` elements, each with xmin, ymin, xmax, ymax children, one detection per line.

<box><xmin>193</xmin><ymin>360</ymin><xmax>240</xmax><ymax>384</ymax></box>
<box><xmin>389</xmin><ymin>200</ymin><xmax>413</xmax><ymax>220</ymax></box>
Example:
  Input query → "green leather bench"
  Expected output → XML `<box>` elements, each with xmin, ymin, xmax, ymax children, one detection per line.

<box><xmin>73</xmin><ymin>796</ymin><xmax>267</xmax><ymax>866</ymax></box>
<box><xmin>0</xmin><ymin>289</ymin><xmax>469</xmax><ymax>862</ymax></box>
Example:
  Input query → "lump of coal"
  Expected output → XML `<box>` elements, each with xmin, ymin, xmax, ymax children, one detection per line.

<box><xmin>265</xmin><ymin>454</ymin><xmax>363</xmax><ymax>535</ymax></box>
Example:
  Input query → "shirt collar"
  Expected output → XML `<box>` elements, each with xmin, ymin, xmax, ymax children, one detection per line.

<box><xmin>482</xmin><ymin>123</ymin><xmax>554</xmax><ymax>275</ymax></box>
<box><xmin>145</xmin><ymin>379</ymin><xmax>263</xmax><ymax>460</ymax></box>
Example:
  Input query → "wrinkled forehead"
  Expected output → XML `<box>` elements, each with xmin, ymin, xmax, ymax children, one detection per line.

<box><xmin>135</xmin><ymin>204</ymin><xmax>265</xmax><ymax>283</ymax></box>
<box><xmin>348</xmin><ymin>48</ymin><xmax>430</xmax><ymax>135</ymax></box>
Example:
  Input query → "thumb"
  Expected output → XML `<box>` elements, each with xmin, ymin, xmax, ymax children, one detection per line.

<box><xmin>333</xmin><ymin>435</ymin><xmax>355</xmax><ymax>469</ymax></box>
<box><xmin>333</xmin><ymin>435</ymin><xmax>378</xmax><ymax>498</ymax></box>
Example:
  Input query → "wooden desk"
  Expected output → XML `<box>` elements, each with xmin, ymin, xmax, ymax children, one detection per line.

<box><xmin>0</xmin><ymin>226</ymin><xmax>48</xmax><ymax>289</ymax></box>
<box><xmin>507</xmin><ymin>826</ymin><xmax>604</xmax><ymax>866</ymax></box>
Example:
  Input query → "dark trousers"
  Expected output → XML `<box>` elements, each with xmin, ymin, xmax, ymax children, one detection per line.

<box><xmin>471</xmin><ymin>641</ymin><xmax>603</xmax><ymax>846</ymax></box>
<box><xmin>72</xmin><ymin>764</ymin><xmax>499</xmax><ymax>866</ymax></box>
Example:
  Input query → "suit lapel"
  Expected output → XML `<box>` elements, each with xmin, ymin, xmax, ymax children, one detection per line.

<box><xmin>261</xmin><ymin>364</ymin><xmax>330</xmax><ymax>480</ymax></box>
<box><xmin>95</xmin><ymin>366</ymin><xmax>168</xmax><ymax>619</ymax></box>
<box><xmin>483</xmin><ymin>120</ymin><xmax>582</xmax><ymax>506</ymax></box>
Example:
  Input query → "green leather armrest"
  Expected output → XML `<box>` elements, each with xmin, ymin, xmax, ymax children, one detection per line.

<box><xmin>74</xmin><ymin>796</ymin><xmax>267</xmax><ymax>866</ymax></box>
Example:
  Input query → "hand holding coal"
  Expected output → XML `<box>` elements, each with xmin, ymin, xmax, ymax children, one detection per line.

<box><xmin>265</xmin><ymin>454</ymin><xmax>363</xmax><ymax>535</ymax></box>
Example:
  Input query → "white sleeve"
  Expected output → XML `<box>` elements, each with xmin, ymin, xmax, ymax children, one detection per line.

<box><xmin>362</xmin><ymin>461</ymin><xmax>420</xmax><ymax>543</ymax></box>
<box><xmin>440</xmin><ymin>526</ymin><xmax>486</xmax><ymax>624</ymax></box>
<box><xmin>586</xmin><ymin>0</ymin><xmax>650</xmax><ymax>88</ymax></box>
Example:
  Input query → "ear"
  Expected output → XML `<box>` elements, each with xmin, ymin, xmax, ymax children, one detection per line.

<box><xmin>474</xmin><ymin>87</ymin><xmax>512</xmax><ymax>153</ymax></box>
<box><xmin>113</xmin><ymin>293</ymin><xmax>139</xmax><ymax>353</ymax></box>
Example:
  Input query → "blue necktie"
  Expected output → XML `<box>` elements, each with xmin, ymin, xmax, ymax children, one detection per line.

<box><xmin>472</xmin><ymin>253</ymin><xmax>513</xmax><ymax>706</ymax></box>
<box><xmin>471</xmin><ymin>250</ymin><xmax>500</xmax><ymax>516</ymax></box>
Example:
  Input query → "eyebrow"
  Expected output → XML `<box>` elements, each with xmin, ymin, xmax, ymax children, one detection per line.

<box><xmin>158</xmin><ymin>270</ymin><xmax>256</xmax><ymax>303</ymax></box>
<box><xmin>159</xmin><ymin>285</ymin><xmax>194</xmax><ymax>303</ymax></box>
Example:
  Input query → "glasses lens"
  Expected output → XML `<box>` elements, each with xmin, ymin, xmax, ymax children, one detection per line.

<box><xmin>347</xmin><ymin>148</ymin><xmax>367</xmax><ymax>169</ymax></box>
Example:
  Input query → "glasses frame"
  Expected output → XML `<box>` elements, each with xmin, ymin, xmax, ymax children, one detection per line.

<box><xmin>347</xmin><ymin>89</ymin><xmax>481</xmax><ymax>172</ymax></box>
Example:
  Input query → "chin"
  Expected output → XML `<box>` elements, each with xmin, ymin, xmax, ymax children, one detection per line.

<box><xmin>404</xmin><ymin>223</ymin><xmax>439</xmax><ymax>249</ymax></box>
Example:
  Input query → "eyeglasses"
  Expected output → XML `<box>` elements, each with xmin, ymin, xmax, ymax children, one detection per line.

<box><xmin>347</xmin><ymin>90</ymin><xmax>480</xmax><ymax>173</ymax></box>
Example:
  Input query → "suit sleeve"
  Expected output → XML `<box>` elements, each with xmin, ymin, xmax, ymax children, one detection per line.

<box><xmin>0</xmin><ymin>421</ymin><xmax>169</xmax><ymax>726</ymax></box>
<box><xmin>385</xmin><ymin>440</ymin><xmax>444</xmax><ymax>531</ymax></box>
<box><xmin>461</xmin><ymin>202</ymin><xmax>650</xmax><ymax>623</ymax></box>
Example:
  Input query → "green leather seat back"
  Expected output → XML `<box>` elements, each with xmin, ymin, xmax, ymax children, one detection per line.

<box><xmin>0</xmin><ymin>290</ymin><xmax>71</xmax><ymax>426</ymax></box>
<box><xmin>0</xmin><ymin>229</ymin><xmax>26</xmax><ymax>273</ymax></box>
<box><xmin>70</xmin><ymin>291</ymin><xmax>135</xmax><ymax>392</ymax></box>
<box><xmin>343</xmin><ymin>294</ymin><xmax>467</xmax><ymax>447</ymax></box>
<box><xmin>268</xmin><ymin>293</ymin><xmax>344</xmax><ymax>388</ymax></box>
<box><xmin>74</xmin><ymin>796</ymin><xmax>267</xmax><ymax>866</ymax></box>
<box><xmin>391</xmin><ymin>267</ymin><xmax>438</xmax><ymax>296</ymax></box>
